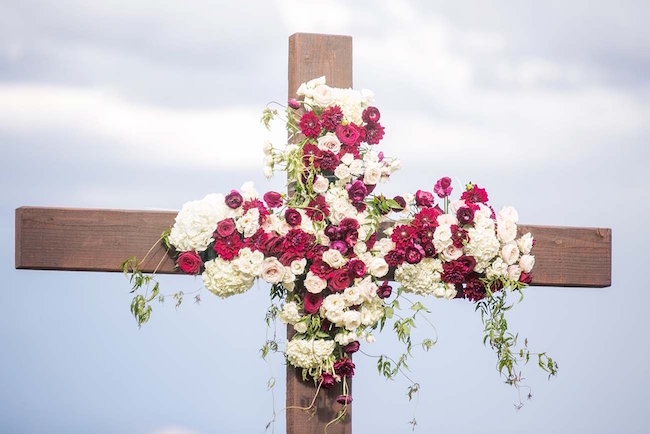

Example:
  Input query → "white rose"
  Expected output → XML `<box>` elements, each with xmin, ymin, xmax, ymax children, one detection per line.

<box><xmin>363</xmin><ymin>164</ymin><xmax>382</xmax><ymax>185</ymax></box>
<box><xmin>313</xmin><ymin>175</ymin><xmax>329</xmax><ymax>194</ymax></box>
<box><xmin>368</xmin><ymin>257</ymin><xmax>389</xmax><ymax>278</ymax></box>
<box><xmin>498</xmin><ymin>206</ymin><xmax>519</xmax><ymax>224</ymax></box>
<box><xmin>322</xmin><ymin>293</ymin><xmax>346</xmax><ymax>314</ymax></box>
<box><xmin>304</xmin><ymin>271</ymin><xmax>327</xmax><ymax>294</ymax></box>
<box><xmin>294</xmin><ymin>321</ymin><xmax>308</xmax><ymax>334</ymax></box>
<box><xmin>261</xmin><ymin>257</ymin><xmax>285</xmax><ymax>284</ymax></box>
<box><xmin>334</xmin><ymin>164</ymin><xmax>351</xmax><ymax>181</ymax></box>
<box><xmin>317</xmin><ymin>132</ymin><xmax>341</xmax><ymax>154</ymax></box>
<box><xmin>517</xmin><ymin>233</ymin><xmax>534</xmax><ymax>255</ymax></box>
<box><xmin>343</xmin><ymin>286</ymin><xmax>362</xmax><ymax>306</ymax></box>
<box><xmin>497</xmin><ymin>219</ymin><xmax>517</xmax><ymax>243</ymax></box>
<box><xmin>341</xmin><ymin>153</ymin><xmax>354</xmax><ymax>165</ymax></box>
<box><xmin>501</xmin><ymin>242</ymin><xmax>520</xmax><ymax>265</ymax></box>
<box><xmin>508</xmin><ymin>265</ymin><xmax>522</xmax><ymax>280</ymax></box>
<box><xmin>312</xmin><ymin>84</ymin><xmax>334</xmax><ymax>106</ymax></box>
<box><xmin>353</xmin><ymin>241</ymin><xmax>368</xmax><ymax>256</ymax></box>
<box><xmin>441</xmin><ymin>245</ymin><xmax>463</xmax><ymax>261</ymax></box>
<box><xmin>433</xmin><ymin>225</ymin><xmax>453</xmax><ymax>251</ymax></box>
<box><xmin>343</xmin><ymin>310</ymin><xmax>362</xmax><ymax>331</ymax></box>
<box><xmin>519</xmin><ymin>254</ymin><xmax>535</xmax><ymax>273</ymax></box>
<box><xmin>437</xmin><ymin>213</ymin><xmax>458</xmax><ymax>226</ymax></box>
<box><xmin>322</xmin><ymin>249</ymin><xmax>346</xmax><ymax>269</ymax></box>
<box><xmin>290</xmin><ymin>258</ymin><xmax>307</xmax><ymax>275</ymax></box>
<box><xmin>349</xmin><ymin>159</ymin><xmax>364</xmax><ymax>176</ymax></box>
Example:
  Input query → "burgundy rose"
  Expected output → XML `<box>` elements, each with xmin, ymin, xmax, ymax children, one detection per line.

<box><xmin>343</xmin><ymin>341</ymin><xmax>360</xmax><ymax>354</ymax></box>
<box><xmin>364</xmin><ymin>122</ymin><xmax>385</xmax><ymax>145</ymax></box>
<box><xmin>405</xmin><ymin>244</ymin><xmax>424</xmax><ymax>264</ymax></box>
<box><xmin>299</xmin><ymin>111</ymin><xmax>321</xmax><ymax>138</ymax></box>
<box><xmin>319</xmin><ymin>372</ymin><xmax>336</xmax><ymax>389</ymax></box>
<box><xmin>328</xmin><ymin>268</ymin><xmax>351</xmax><ymax>292</ymax></box>
<box><xmin>177</xmin><ymin>251</ymin><xmax>202</xmax><ymax>274</ymax></box>
<box><xmin>334</xmin><ymin>357</ymin><xmax>356</xmax><ymax>378</ymax></box>
<box><xmin>225</xmin><ymin>190</ymin><xmax>243</xmax><ymax>209</ymax></box>
<box><xmin>415</xmin><ymin>190</ymin><xmax>435</xmax><ymax>208</ymax></box>
<box><xmin>303</xmin><ymin>292</ymin><xmax>323</xmax><ymax>314</ymax></box>
<box><xmin>215</xmin><ymin>218</ymin><xmax>236</xmax><ymax>238</ymax></box>
<box><xmin>288</xmin><ymin>98</ymin><xmax>301</xmax><ymax>109</ymax></box>
<box><xmin>348</xmin><ymin>259</ymin><xmax>366</xmax><ymax>278</ymax></box>
<box><xmin>362</xmin><ymin>106</ymin><xmax>381</xmax><ymax>123</ymax></box>
<box><xmin>336</xmin><ymin>394</ymin><xmax>353</xmax><ymax>405</ymax></box>
<box><xmin>284</xmin><ymin>208</ymin><xmax>302</xmax><ymax>227</ymax></box>
<box><xmin>433</xmin><ymin>176</ymin><xmax>453</xmax><ymax>198</ymax></box>
<box><xmin>457</xmin><ymin>206</ymin><xmax>475</xmax><ymax>225</ymax></box>
<box><xmin>377</xmin><ymin>281</ymin><xmax>392</xmax><ymax>299</ymax></box>
<box><xmin>336</xmin><ymin>123</ymin><xmax>360</xmax><ymax>146</ymax></box>
<box><xmin>321</xmin><ymin>105</ymin><xmax>343</xmax><ymax>131</ymax></box>
<box><xmin>263</xmin><ymin>191</ymin><xmax>283</xmax><ymax>208</ymax></box>
<box><xmin>457</xmin><ymin>255</ymin><xmax>476</xmax><ymax>273</ymax></box>
<box><xmin>347</xmin><ymin>180</ymin><xmax>368</xmax><ymax>203</ymax></box>
<box><xmin>461</xmin><ymin>185</ymin><xmax>489</xmax><ymax>204</ymax></box>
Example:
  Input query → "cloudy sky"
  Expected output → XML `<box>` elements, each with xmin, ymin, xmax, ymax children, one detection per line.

<box><xmin>2</xmin><ymin>1</ymin><xmax>649</xmax><ymax>433</ymax></box>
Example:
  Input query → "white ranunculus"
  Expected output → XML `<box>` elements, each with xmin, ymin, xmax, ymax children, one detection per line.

<box><xmin>517</xmin><ymin>232</ymin><xmax>534</xmax><ymax>255</ymax></box>
<box><xmin>304</xmin><ymin>271</ymin><xmax>327</xmax><ymax>294</ymax></box>
<box><xmin>369</xmin><ymin>257</ymin><xmax>389</xmax><ymax>277</ymax></box>
<box><xmin>322</xmin><ymin>249</ymin><xmax>346</xmax><ymax>269</ymax></box>
<box><xmin>501</xmin><ymin>242</ymin><xmax>520</xmax><ymax>265</ymax></box>
<box><xmin>343</xmin><ymin>286</ymin><xmax>362</xmax><ymax>306</ymax></box>
<box><xmin>498</xmin><ymin>206</ymin><xmax>519</xmax><ymax>224</ymax></box>
<box><xmin>363</xmin><ymin>164</ymin><xmax>382</xmax><ymax>185</ymax></box>
<box><xmin>343</xmin><ymin>310</ymin><xmax>362</xmax><ymax>330</ymax></box>
<box><xmin>317</xmin><ymin>132</ymin><xmax>341</xmax><ymax>154</ymax></box>
<box><xmin>313</xmin><ymin>175</ymin><xmax>330</xmax><ymax>194</ymax></box>
<box><xmin>290</xmin><ymin>258</ymin><xmax>307</xmax><ymax>275</ymax></box>
<box><xmin>497</xmin><ymin>219</ymin><xmax>517</xmax><ymax>243</ymax></box>
<box><xmin>354</xmin><ymin>241</ymin><xmax>368</xmax><ymax>256</ymax></box>
<box><xmin>349</xmin><ymin>159</ymin><xmax>364</xmax><ymax>176</ymax></box>
<box><xmin>519</xmin><ymin>254</ymin><xmax>535</xmax><ymax>273</ymax></box>
<box><xmin>261</xmin><ymin>257</ymin><xmax>285</xmax><ymax>284</ymax></box>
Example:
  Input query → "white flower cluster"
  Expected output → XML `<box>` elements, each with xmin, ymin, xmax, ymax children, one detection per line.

<box><xmin>395</xmin><ymin>258</ymin><xmax>457</xmax><ymax>299</ymax></box>
<box><xmin>319</xmin><ymin>277</ymin><xmax>385</xmax><ymax>331</ymax></box>
<box><xmin>297</xmin><ymin>76</ymin><xmax>374</xmax><ymax>124</ymax></box>
<box><xmin>285</xmin><ymin>338</ymin><xmax>336</xmax><ymax>370</ymax></box>
<box><xmin>201</xmin><ymin>248</ymin><xmax>264</xmax><ymax>298</ymax></box>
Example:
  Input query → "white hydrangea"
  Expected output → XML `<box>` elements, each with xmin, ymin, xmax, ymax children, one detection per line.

<box><xmin>201</xmin><ymin>248</ymin><xmax>263</xmax><ymax>298</ymax></box>
<box><xmin>278</xmin><ymin>302</ymin><xmax>301</xmax><ymax>325</ymax></box>
<box><xmin>168</xmin><ymin>194</ymin><xmax>231</xmax><ymax>252</ymax></box>
<box><xmin>334</xmin><ymin>331</ymin><xmax>358</xmax><ymax>346</ymax></box>
<box><xmin>465</xmin><ymin>226</ymin><xmax>500</xmax><ymax>272</ymax></box>
<box><xmin>432</xmin><ymin>282</ymin><xmax>458</xmax><ymax>299</ymax></box>
<box><xmin>285</xmin><ymin>338</ymin><xmax>336</xmax><ymax>370</ymax></box>
<box><xmin>394</xmin><ymin>258</ymin><xmax>444</xmax><ymax>296</ymax></box>
<box><xmin>360</xmin><ymin>298</ymin><xmax>385</xmax><ymax>326</ymax></box>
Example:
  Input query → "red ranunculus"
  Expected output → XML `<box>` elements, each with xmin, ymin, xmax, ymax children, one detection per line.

<box><xmin>215</xmin><ymin>218</ymin><xmax>236</xmax><ymax>238</ymax></box>
<box><xmin>415</xmin><ymin>190</ymin><xmax>435</xmax><ymax>208</ymax></box>
<box><xmin>463</xmin><ymin>277</ymin><xmax>486</xmax><ymax>302</ymax></box>
<box><xmin>300</xmin><ymin>111</ymin><xmax>321</xmax><ymax>138</ymax></box>
<box><xmin>177</xmin><ymin>251</ymin><xmax>202</xmax><ymax>274</ymax></box>
<box><xmin>285</xmin><ymin>208</ymin><xmax>302</xmax><ymax>226</ymax></box>
<box><xmin>225</xmin><ymin>190</ymin><xmax>243</xmax><ymax>209</ymax></box>
<box><xmin>263</xmin><ymin>191</ymin><xmax>283</xmax><ymax>208</ymax></box>
<box><xmin>457</xmin><ymin>206</ymin><xmax>475</xmax><ymax>225</ymax></box>
<box><xmin>405</xmin><ymin>244</ymin><xmax>424</xmax><ymax>264</ymax></box>
<box><xmin>343</xmin><ymin>341</ymin><xmax>360</xmax><ymax>354</ymax></box>
<box><xmin>450</xmin><ymin>225</ymin><xmax>467</xmax><ymax>248</ymax></box>
<box><xmin>303</xmin><ymin>292</ymin><xmax>323</xmax><ymax>314</ymax></box>
<box><xmin>362</xmin><ymin>106</ymin><xmax>381</xmax><ymax>123</ymax></box>
<box><xmin>328</xmin><ymin>268</ymin><xmax>351</xmax><ymax>292</ymax></box>
<box><xmin>377</xmin><ymin>281</ymin><xmax>392</xmax><ymax>299</ymax></box>
<box><xmin>336</xmin><ymin>123</ymin><xmax>360</xmax><ymax>146</ymax></box>
<box><xmin>336</xmin><ymin>394</ymin><xmax>353</xmax><ymax>405</ymax></box>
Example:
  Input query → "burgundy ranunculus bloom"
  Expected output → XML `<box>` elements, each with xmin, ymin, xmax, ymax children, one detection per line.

<box><xmin>300</xmin><ymin>111</ymin><xmax>321</xmax><ymax>138</ymax></box>
<box><xmin>405</xmin><ymin>244</ymin><xmax>424</xmax><ymax>264</ymax></box>
<box><xmin>215</xmin><ymin>218</ymin><xmax>236</xmax><ymax>238</ymax></box>
<box><xmin>457</xmin><ymin>206</ymin><xmax>475</xmax><ymax>225</ymax></box>
<box><xmin>384</xmin><ymin>249</ymin><xmax>405</xmax><ymax>267</ymax></box>
<box><xmin>343</xmin><ymin>341</ymin><xmax>360</xmax><ymax>354</ymax></box>
<box><xmin>348</xmin><ymin>259</ymin><xmax>366</xmax><ymax>278</ymax></box>
<box><xmin>463</xmin><ymin>277</ymin><xmax>486</xmax><ymax>302</ymax></box>
<box><xmin>284</xmin><ymin>208</ymin><xmax>302</xmax><ymax>226</ymax></box>
<box><xmin>340</xmin><ymin>217</ymin><xmax>360</xmax><ymax>232</ymax></box>
<box><xmin>177</xmin><ymin>251</ymin><xmax>202</xmax><ymax>274</ymax></box>
<box><xmin>450</xmin><ymin>225</ymin><xmax>467</xmax><ymax>249</ymax></box>
<box><xmin>423</xmin><ymin>242</ymin><xmax>436</xmax><ymax>257</ymax></box>
<box><xmin>336</xmin><ymin>123</ymin><xmax>360</xmax><ymax>146</ymax></box>
<box><xmin>336</xmin><ymin>394</ymin><xmax>353</xmax><ymax>405</ymax></box>
<box><xmin>347</xmin><ymin>180</ymin><xmax>368</xmax><ymax>203</ymax></box>
<box><xmin>377</xmin><ymin>281</ymin><xmax>392</xmax><ymax>299</ymax></box>
<box><xmin>319</xmin><ymin>372</ymin><xmax>336</xmax><ymax>389</ymax></box>
<box><xmin>328</xmin><ymin>268</ymin><xmax>351</xmax><ymax>292</ymax></box>
<box><xmin>303</xmin><ymin>292</ymin><xmax>323</xmax><ymax>314</ymax></box>
<box><xmin>433</xmin><ymin>176</ymin><xmax>453</xmax><ymax>198</ymax></box>
<box><xmin>225</xmin><ymin>190</ymin><xmax>243</xmax><ymax>209</ymax></box>
<box><xmin>519</xmin><ymin>272</ymin><xmax>533</xmax><ymax>284</ymax></box>
<box><xmin>316</xmin><ymin>150</ymin><xmax>339</xmax><ymax>172</ymax></box>
<box><xmin>364</xmin><ymin>122</ymin><xmax>385</xmax><ymax>145</ymax></box>
<box><xmin>288</xmin><ymin>98</ymin><xmax>301</xmax><ymax>109</ymax></box>
<box><xmin>415</xmin><ymin>190</ymin><xmax>435</xmax><ymax>208</ymax></box>
<box><xmin>362</xmin><ymin>106</ymin><xmax>381</xmax><ymax>123</ymax></box>
<box><xmin>334</xmin><ymin>357</ymin><xmax>356</xmax><ymax>378</ymax></box>
<box><xmin>442</xmin><ymin>260</ymin><xmax>469</xmax><ymax>284</ymax></box>
<box><xmin>457</xmin><ymin>255</ymin><xmax>476</xmax><ymax>274</ymax></box>
<box><xmin>321</xmin><ymin>105</ymin><xmax>343</xmax><ymax>131</ymax></box>
<box><xmin>263</xmin><ymin>191</ymin><xmax>283</xmax><ymax>208</ymax></box>
<box><xmin>461</xmin><ymin>185</ymin><xmax>489</xmax><ymax>204</ymax></box>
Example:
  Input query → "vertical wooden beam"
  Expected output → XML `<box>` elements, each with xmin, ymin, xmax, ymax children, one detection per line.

<box><xmin>286</xmin><ymin>32</ymin><xmax>353</xmax><ymax>434</ymax></box>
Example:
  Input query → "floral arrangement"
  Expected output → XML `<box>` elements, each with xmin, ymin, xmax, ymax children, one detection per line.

<box><xmin>124</xmin><ymin>76</ymin><xmax>557</xmax><ymax>428</ymax></box>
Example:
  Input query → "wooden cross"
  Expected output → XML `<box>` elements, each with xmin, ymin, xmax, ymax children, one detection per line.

<box><xmin>14</xmin><ymin>33</ymin><xmax>612</xmax><ymax>434</ymax></box>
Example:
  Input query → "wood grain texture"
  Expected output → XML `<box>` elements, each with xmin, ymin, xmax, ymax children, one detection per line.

<box><xmin>287</xmin><ymin>32</ymin><xmax>353</xmax><ymax>434</ymax></box>
<box><xmin>15</xmin><ymin>207</ymin><xmax>178</xmax><ymax>274</ymax></box>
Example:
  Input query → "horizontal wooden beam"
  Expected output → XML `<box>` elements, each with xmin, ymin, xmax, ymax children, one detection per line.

<box><xmin>15</xmin><ymin>207</ymin><xmax>611</xmax><ymax>287</ymax></box>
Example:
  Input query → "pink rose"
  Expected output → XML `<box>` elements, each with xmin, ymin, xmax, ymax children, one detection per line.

<box><xmin>434</xmin><ymin>176</ymin><xmax>453</xmax><ymax>198</ymax></box>
<box><xmin>415</xmin><ymin>190</ymin><xmax>434</xmax><ymax>208</ymax></box>
<box><xmin>177</xmin><ymin>251</ymin><xmax>202</xmax><ymax>274</ymax></box>
<box><xmin>215</xmin><ymin>218</ymin><xmax>236</xmax><ymax>238</ymax></box>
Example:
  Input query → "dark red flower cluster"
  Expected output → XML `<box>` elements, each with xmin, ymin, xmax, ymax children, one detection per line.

<box><xmin>334</xmin><ymin>357</ymin><xmax>356</xmax><ymax>378</ymax></box>
<box><xmin>461</xmin><ymin>185</ymin><xmax>489</xmax><ymax>204</ymax></box>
